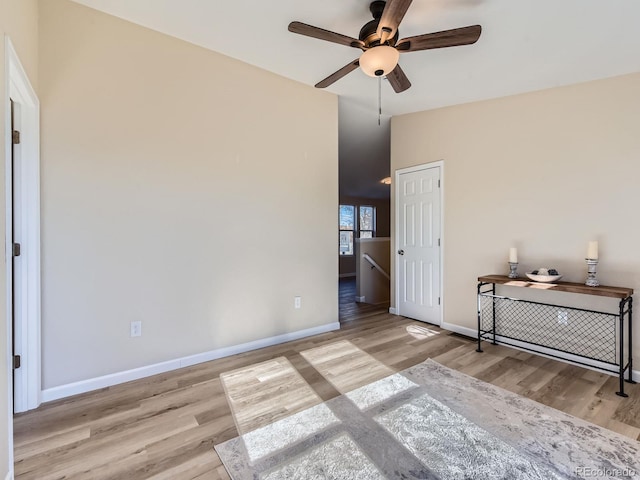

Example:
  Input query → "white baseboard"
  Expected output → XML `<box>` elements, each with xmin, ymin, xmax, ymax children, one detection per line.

<box><xmin>354</xmin><ymin>297</ymin><xmax>391</xmax><ymax>306</ymax></box>
<box><xmin>5</xmin><ymin>470</ymin><xmax>13</xmax><ymax>480</ymax></box>
<box><xmin>439</xmin><ymin>323</ymin><xmax>640</xmax><ymax>382</ymax></box>
<box><xmin>41</xmin><ymin>321</ymin><xmax>341</xmax><ymax>403</ymax></box>
<box><xmin>441</xmin><ymin>322</ymin><xmax>476</xmax><ymax>338</ymax></box>
<box><xmin>389</xmin><ymin>307</ymin><xmax>397</xmax><ymax>314</ymax></box>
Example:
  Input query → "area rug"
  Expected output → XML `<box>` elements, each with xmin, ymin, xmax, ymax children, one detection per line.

<box><xmin>214</xmin><ymin>359</ymin><xmax>640</xmax><ymax>479</ymax></box>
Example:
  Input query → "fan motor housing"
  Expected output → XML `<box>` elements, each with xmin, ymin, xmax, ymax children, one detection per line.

<box><xmin>359</xmin><ymin>1</ymin><xmax>399</xmax><ymax>47</ymax></box>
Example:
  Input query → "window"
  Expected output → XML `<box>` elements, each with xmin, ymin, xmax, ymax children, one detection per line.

<box><xmin>359</xmin><ymin>206</ymin><xmax>375</xmax><ymax>238</ymax></box>
<box><xmin>339</xmin><ymin>204</ymin><xmax>377</xmax><ymax>255</ymax></box>
<box><xmin>339</xmin><ymin>205</ymin><xmax>355</xmax><ymax>256</ymax></box>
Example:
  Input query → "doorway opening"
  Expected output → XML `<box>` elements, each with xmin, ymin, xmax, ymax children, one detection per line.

<box><xmin>337</xmin><ymin>98</ymin><xmax>392</xmax><ymax>322</ymax></box>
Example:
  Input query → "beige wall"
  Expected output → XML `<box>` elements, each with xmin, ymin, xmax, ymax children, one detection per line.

<box><xmin>0</xmin><ymin>0</ymin><xmax>39</xmax><ymax>475</ymax></box>
<box><xmin>391</xmin><ymin>72</ymin><xmax>640</xmax><ymax>367</ymax></box>
<box><xmin>39</xmin><ymin>0</ymin><xmax>338</xmax><ymax>389</ymax></box>
<box><xmin>1</xmin><ymin>0</ymin><xmax>38</xmax><ymax>84</ymax></box>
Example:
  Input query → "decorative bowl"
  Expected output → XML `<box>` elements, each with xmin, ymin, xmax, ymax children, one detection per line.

<box><xmin>526</xmin><ymin>273</ymin><xmax>562</xmax><ymax>283</ymax></box>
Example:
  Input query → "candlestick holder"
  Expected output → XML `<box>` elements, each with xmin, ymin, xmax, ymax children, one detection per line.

<box><xmin>585</xmin><ymin>258</ymin><xmax>599</xmax><ymax>287</ymax></box>
<box><xmin>508</xmin><ymin>262</ymin><xmax>519</xmax><ymax>279</ymax></box>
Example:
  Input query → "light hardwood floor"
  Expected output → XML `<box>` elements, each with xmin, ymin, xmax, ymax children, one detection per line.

<box><xmin>338</xmin><ymin>277</ymin><xmax>389</xmax><ymax>323</ymax></box>
<box><xmin>14</xmin><ymin>312</ymin><xmax>640</xmax><ymax>479</ymax></box>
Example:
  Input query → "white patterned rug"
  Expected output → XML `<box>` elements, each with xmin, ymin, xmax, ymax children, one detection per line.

<box><xmin>215</xmin><ymin>359</ymin><xmax>639</xmax><ymax>479</ymax></box>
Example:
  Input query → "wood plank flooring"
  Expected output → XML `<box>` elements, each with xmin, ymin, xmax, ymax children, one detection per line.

<box><xmin>220</xmin><ymin>357</ymin><xmax>321</xmax><ymax>435</ymax></box>
<box><xmin>14</xmin><ymin>309</ymin><xmax>640</xmax><ymax>479</ymax></box>
<box><xmin>338</xmin><ymin>277</ymin><xmax>389</xmax><ymax>323</ymax></box>
<box><xmin>300</xmin><ymin>340</ymin><xmax>393</xmax><ymax>393</ymax></box>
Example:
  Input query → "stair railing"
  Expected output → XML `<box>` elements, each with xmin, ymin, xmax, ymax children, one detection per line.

<box><xmin>362</xmin><ymin>253</ymin><xmax>390</xmax><ymax>281</ymax></box>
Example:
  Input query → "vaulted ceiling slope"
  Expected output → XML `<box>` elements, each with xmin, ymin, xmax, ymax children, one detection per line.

<box><xmin>71</xmin><ymin>0</ymin><xmax>640</xmax><ymax>116</ymax></box>
<box><xmin>68</xmin><ymin>1</ymin><xmax>640</xmax><ymax>200</ymax></box>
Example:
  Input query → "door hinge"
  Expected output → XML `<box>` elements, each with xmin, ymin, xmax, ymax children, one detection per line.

<box><xmin>437</xmin><ymin>179</ymin><xmax>440</xmax><ymax>188</ymax></box>
<box><xmin>12</xmin><ymin>130</ymin><xmax>21</xmax><ymax>145</ymax></box>
<box><xmin>13</xmin><ymin>243</ymin><xmax>21</xmax><ymax>257</ymax></box>
<box><xmin>438</xmin><ymin>297</ymin><xmax>441</xmax><ymax>305</ymax></box>
<box><xmin>438</xmin><ymin>238</ymin><xmax>441</xmax><ymax>247</ymax></box>
<box><xmin>13</xmin><ymin>355</ymin><xmax>21</xmax><ymax>369</ymax></box>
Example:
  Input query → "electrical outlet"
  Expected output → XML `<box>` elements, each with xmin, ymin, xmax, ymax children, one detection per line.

<box><xmin>130</xmin><ymin>321</ymin><xmax>142</xmax><ymax>337</ymax></box>
<box><xmin>294</xmin><ymin>296</ymin><xmax>301</xmax><ymax>309</ymax></box>
<box><xmin>557</xmin><ymin>311</ymin><xmax>568</xmax><ymax>326</ymax></box>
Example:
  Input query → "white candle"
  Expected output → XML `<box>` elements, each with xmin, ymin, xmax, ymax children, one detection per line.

<box><xmin>509</xmin><ymin>247</ymin><xmax>518</xmax><ymax>263</ymax></box>
<box><xmin>587</xmin><ymin>241</ymin><xmax>598</xmax><ymax>260</ymax></box>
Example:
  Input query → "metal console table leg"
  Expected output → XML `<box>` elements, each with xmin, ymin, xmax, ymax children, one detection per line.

<box><xmin>617</xmin><ymin>299</ymin><xmax>627</xmax><ymax>397</ymax></box>
<box><xmin>628</xmin><ymin>297</ymin><xmax>636</xmax><ymax>385</ymax></box>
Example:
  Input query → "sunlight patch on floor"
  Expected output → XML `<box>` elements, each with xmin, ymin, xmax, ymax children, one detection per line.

<box><xmin>220</xmin><ymin>357</ymin><xmax>321</xmax><ymax>434</ymax></box>
<box><xmin>301</xmin><ymin>340</ymin><xmax>393</xmax><ymax>394</ymax></box>
<box><xmin>406</xmin><ymin>325</ymin><xmax>440</xmax><ymax>340</ymax></box>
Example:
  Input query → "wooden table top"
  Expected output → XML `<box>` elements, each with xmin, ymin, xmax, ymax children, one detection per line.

<box><xmin>478</xmin><ymin>274</ymin><xmax>634</xmax><ymax>299</ymax></box>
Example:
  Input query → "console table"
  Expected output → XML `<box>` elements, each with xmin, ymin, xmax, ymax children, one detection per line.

<box><xmin>477</xmin><ymin>274</ymin><xmax>635</xmax><ymax>397</ymax></box>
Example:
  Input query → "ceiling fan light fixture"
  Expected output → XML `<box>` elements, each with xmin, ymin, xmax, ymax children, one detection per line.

<box><xmin>359</xmin><ymin>45</ymin><xmax>399</xmax><ymax>77</ymax></box>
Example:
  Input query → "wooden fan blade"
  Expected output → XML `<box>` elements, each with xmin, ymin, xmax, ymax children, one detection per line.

<box><xmin>396</xmin><ymin>25</ymin><xmax>482</xmax><ymax>52</ymax></box>
<box><xmin>288</xmin><ymin>21</ymin><xmax>364</xmax><ymax>49</ymax></box>
<box><xmin>377</xmin><ymin>0</ymin><xmax>413</xmax><ymax>43</ymax></box>
<box><xmin>315</xmin><ymin>59</ymin><xmax>360</xmax><ymax>88</ymax></box>
<box><xmin>386</xmin><ymin>64</ymin><xmax>411</xmax><ymax>93</ymax></box>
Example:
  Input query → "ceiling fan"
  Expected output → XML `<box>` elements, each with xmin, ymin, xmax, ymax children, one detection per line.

<box><xmin>288</xmin><ymin>0</ymin><xmax>481</xmax><ymax>93</ymax></box>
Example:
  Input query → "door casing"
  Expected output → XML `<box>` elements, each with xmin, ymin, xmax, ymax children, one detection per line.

<box><xmin>5</xmin><ymin>36</ymin><xmax>41</xmax><ymax>422</ymax></box>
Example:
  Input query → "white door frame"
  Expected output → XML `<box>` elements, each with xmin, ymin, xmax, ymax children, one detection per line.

<box><xmin>5</xmin><ymin>35</ymin><xmax>41</xmax><ymax>419</ymax></box>
<box><xmin>394</xmin><ymin>161</ymin><xmax>444</xmax><ymax>325</ymax></box>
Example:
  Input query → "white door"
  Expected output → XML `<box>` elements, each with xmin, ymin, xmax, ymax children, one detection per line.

<box><xmin>396</xmin><ymin>164</ymin><xmax>441</xmax><ymax>324</ymax></box>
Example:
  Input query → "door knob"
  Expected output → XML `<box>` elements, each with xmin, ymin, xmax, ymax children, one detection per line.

<box><xmin>398</xmin><ymin>249</ymin><xmax>405</xmax><ymax>255</ymax></box>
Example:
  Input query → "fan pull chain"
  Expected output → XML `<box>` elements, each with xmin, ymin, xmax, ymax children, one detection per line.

<box><xmin>378</xmin><ymin>76</ymin><xmax>382</xmax><ymax>126</ymax></box>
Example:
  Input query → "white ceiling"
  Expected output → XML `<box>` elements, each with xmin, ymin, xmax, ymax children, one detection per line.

<box><xmin>70</xmin><ymin>0</ymin><xmax>640</xmax><ymax>197</ymax></box>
